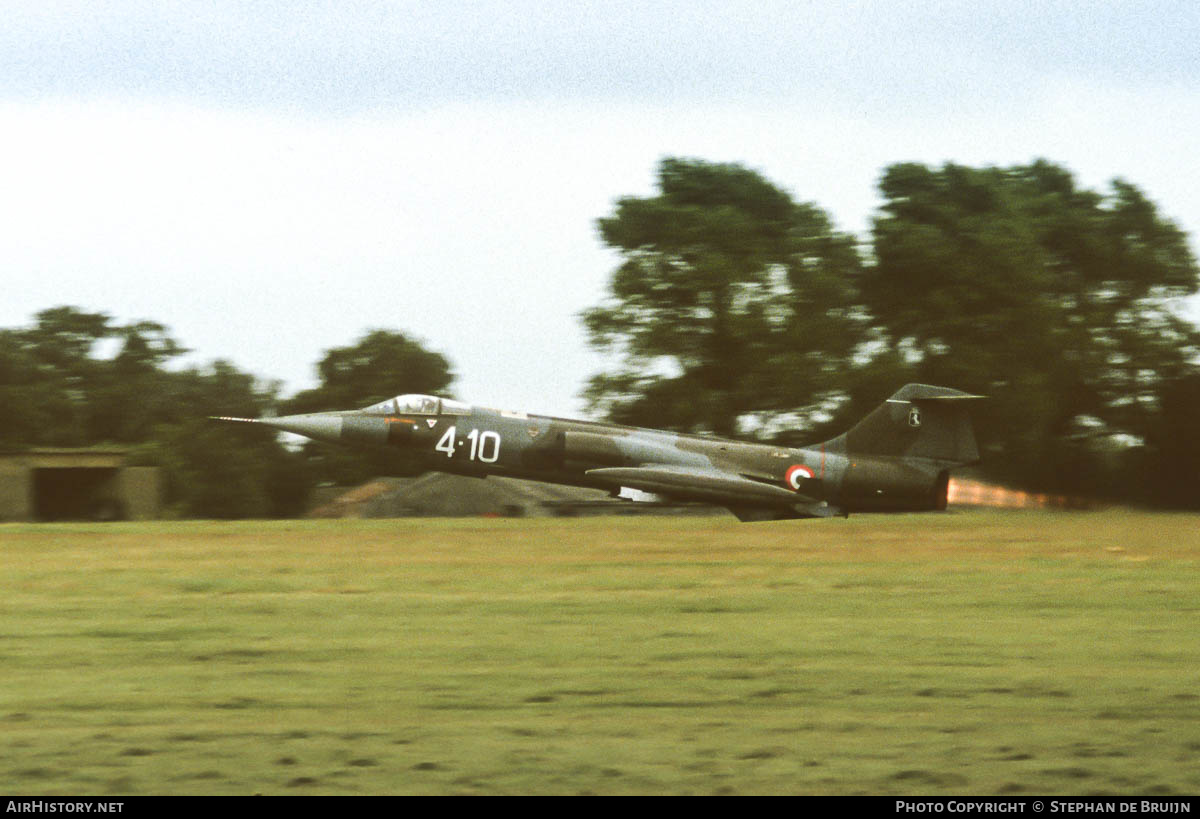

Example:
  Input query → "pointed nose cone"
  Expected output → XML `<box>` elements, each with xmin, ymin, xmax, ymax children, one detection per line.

<box><xmin>258</xmin><ymin>413</ymin><xmax>344</xmax><ymax>443</ymax></box>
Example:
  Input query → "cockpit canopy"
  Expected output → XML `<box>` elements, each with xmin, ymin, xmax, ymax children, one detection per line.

<box><xmin>361</xmin><ymin>394</ymin><xmax>470</xmax><ymax>416</ymax></box>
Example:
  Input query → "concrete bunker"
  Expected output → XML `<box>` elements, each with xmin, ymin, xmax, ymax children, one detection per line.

<box><xmin>0</xmin><ymin>449</ymin><xmax>160</xmax><ymax>522</ymax></box>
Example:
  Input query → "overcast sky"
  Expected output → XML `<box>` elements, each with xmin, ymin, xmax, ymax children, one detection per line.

<box><xmin>3</xmin><ymin>0</ymin><xmax>1198</xmax><ymax>416</ymax></box>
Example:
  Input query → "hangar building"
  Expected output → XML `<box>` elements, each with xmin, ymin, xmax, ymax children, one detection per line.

<box><xmin>0</xmin><ymin>449</ymin><xmax>161</xmax><ymax>522</ymax></box>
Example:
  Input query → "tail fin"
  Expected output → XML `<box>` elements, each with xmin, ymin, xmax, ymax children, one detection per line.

<box><xmin>837</xmin><ymin>384</ymin><xmax>982</xmax><ymax>465</ymax></box>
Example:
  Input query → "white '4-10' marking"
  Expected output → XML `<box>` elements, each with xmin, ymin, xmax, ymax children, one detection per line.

<box><xmin>435</xmin><ymin>426</ymin><xmax>501</xmax><ymax>463</ymax></box>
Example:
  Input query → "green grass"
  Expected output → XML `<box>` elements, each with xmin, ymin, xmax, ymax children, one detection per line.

<box><xmin>1</xmin><ymin>511</ymin><xmax>1198</xmax><ymax>794</ymax></box>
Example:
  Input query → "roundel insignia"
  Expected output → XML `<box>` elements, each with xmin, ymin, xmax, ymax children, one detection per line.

<box><xmin>784</xmin><ymin>464</ymin><xmax>815</xmax><ymax>491</ymax></box>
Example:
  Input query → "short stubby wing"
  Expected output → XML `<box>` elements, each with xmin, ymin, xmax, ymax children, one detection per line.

<box><xmin>586</xmin><ymin>464</ymin><xmax>815</xmax><ymax>506</ymax></box>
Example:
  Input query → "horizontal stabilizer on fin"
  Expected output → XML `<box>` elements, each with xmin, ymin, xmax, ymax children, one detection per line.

<box><xmin>885</xmin><ymin>384</ymin><xmax>986</xmax><ymax>402</ymax></box>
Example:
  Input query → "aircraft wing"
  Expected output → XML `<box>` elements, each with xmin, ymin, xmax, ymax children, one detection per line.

<box><xmin>585</xmin><ymin>464</ymin><xmax>814</xmax><ymax>507</ymax></box>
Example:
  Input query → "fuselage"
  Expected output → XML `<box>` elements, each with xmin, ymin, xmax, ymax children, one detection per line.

<box><xmin>240</xmin><ymin>391</ymin><xmax>964</xmax><ymax>519</ymax></box>
<box><xmin>387</xmin><ymin>404</ymin><xmax>848</xmax><ymax>500</ymax></box>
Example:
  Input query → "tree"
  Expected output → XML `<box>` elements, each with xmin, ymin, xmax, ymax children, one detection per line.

<box><xmin>0</xmin><ymin>307</ymin><xmax>195</xmax><ymax>448</ymax></box>
<box><xmin>132</xmin><ymin>360</ymin><xmax>312</xmax><ymax>518</ymax></box>
<box><xmin>123</xmin><ymin>360</ymin><xmax>314</xmax><ymax>519</ymax></box>
<box><xmin>583</xmin><ymin>158</ymin><xmax>867</xmax><ymax>437</ymax></box>
<box><xmin>86</xmin><ymin>321</ymin><xmax>189</xmax><ymax>444</ymax></box>
<box><xmin>862</xmin><ymin>160</ymin><xmax>1200</xmax><ymax>493</ymax></box>
<box><xmin>0</xmin><ymin>307</ymin><xmax>312</xmax><ymax>517</ymax></box>
<box><xmin>281</xmin><ymin>330</ymin><xmax>455</xmax><ymax>484</ymax></box>
<box><xmin>0</xmin><ymin>307</ymin><xmax>115</xmax><ymax>447</ymax></box>
<box><xmin>1137</xmin><ymin>373</ymin><xmax>1200</xmax><ymax>509</ymax></box>
<box><xmin>283</xmin><ymin>329</ymin><xmax>454</xmax><ymax>413</ymax></box>
<box><xmin>0</xmin><ymin>328</ymin><xmax>50</xmax><ymax>448</ymax></box>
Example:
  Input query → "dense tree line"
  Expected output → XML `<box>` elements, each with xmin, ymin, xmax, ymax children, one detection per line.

<box><xmin>6</xmin><ymin>157</ymin><xmax>1196</xmax><ymax>516</ymax></box>
<box><xmin>586</xmin><ymin>158</ymin><xmax>1200</xmax><ymax>507</ymax></box>
<box><xmin>0</xmin><ymin>309</ymin><xmax>453</xmax><ymax>517</ymax></box>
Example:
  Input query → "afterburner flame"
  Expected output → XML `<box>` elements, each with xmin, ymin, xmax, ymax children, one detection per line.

<box><xmin>947</xmin><ymin>478</ymin><xmax>1082</xmax><ymax>510</ymax></box>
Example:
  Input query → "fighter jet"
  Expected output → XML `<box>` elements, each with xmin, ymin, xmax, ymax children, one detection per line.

<box><xmin>215</xmin><ymin>384</ymin><xmax>982</xmax><ymax>521</ymax></box>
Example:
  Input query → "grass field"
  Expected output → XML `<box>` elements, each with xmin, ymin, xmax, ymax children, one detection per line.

<box><xmin>1</xmin><ymin>510</ymin><xmax>1198</xmax><ymax>795</ymax></box>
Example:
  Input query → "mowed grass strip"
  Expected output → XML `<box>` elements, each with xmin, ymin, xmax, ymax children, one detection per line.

<box><xmin>1</xmin><ymin>511</ymin><xmax>1198</xmax><ymax>795</ymax></box>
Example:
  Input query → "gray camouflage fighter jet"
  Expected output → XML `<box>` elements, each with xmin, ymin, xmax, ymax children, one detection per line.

<box><xmin>215</xmin><ymin>384</ymin><xmax>982</xmax><ymax>522</ymax></box>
